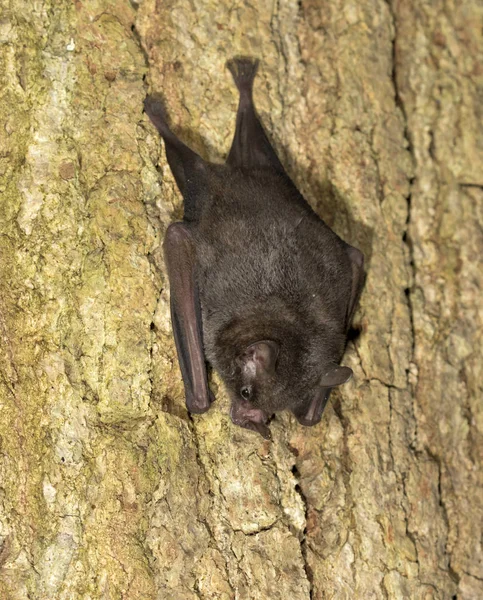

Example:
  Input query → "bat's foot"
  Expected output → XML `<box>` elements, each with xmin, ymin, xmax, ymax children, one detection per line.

<box><xmin>230</xmin><ymin>398</ymin><xmax>271</xmax><ymax>440</ymax></box>
<box><xmin>226</xmin><ymin>57</ymin><xmax>259</xmax><ymax>94</ymax></box>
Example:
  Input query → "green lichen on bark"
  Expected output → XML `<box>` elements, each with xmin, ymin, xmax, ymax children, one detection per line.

<box><xmin>0</xmin><ymin>0</ymin><xmax>481</xmax><ymax>598</ymax></box>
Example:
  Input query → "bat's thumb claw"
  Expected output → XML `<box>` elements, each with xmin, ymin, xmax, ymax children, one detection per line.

<box><xmin>186</xmin><ymin>391</ymin><xmax>211</xmax><ymax>414</ymax></box>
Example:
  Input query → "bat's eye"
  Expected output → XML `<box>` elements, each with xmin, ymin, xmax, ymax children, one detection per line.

<box><xmin>241</xmin><ymin>386</ymin><xmax>252</xmax><ymax>400</ymax></box>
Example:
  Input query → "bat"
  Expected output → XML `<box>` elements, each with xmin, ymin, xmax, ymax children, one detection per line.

<box><xmin>144</xmin><ymin>58</ymin><xmax>364</xmax><ymax>439</ymax></box>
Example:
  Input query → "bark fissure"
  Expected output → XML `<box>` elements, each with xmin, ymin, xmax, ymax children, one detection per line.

<box><xmin>290</xmin><ymin>465</ymin><xmax>313</xmax><ymax>599</ymax></box>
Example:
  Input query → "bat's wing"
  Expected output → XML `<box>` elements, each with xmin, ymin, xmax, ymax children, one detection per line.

<box><xmin>346</xmin><ymin>246</ymin><xmax>365</xmax><ymax>329</ymax></box>
<box><xmin>296</xmin><ymin>248</ymin><xmax>364</xmax><ymax>427</ymax></box>
<box><xmin>293</xmin><ymin>388</ymin><xmax>332</xmax><ymax>427</ymax></box>
<box><xmin>144</xmin><ymin>96</ymin><xmax>208</xmax><ymax>221</ymax></box>
<box><xmin>164</xmin><ymin>222</ymin><xmax>212</xmax><ymax>414</ymax></box>
<box><xmin>292</xmin><ymin>366</ymin><xmax>353</xmax><ymax>427</ymax></box>
<box><xmin>226</xmin><ymin>58</ymin><xmax>286</xmax><ymax>173</ymax></box>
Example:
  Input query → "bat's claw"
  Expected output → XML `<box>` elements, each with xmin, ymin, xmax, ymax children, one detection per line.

<box><xmin>186</xmin><ymin>391</ymin><xmax>212</xmax><ymax>414</ymax></box>
<box><xmin>292</xmin><ymin>388</ymin><xmax>331</xmax><ymax>426</ymax></box>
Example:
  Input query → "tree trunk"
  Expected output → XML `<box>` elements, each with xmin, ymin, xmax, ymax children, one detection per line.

<box><xmin>1</xmin><ymin>0</ymin><xmax>481</xmax><ymax>598</ymax></box>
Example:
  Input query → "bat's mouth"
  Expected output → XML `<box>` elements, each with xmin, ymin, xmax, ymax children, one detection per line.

<box><xmin>230</xmin><ymin>396</ymin><xmax>272</xmax><ymax>439</ymax></box>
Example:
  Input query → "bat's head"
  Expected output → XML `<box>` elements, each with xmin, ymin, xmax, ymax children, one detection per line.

<box><xmin>226</xmin><ymin>330</ymin><xmax>353</xmax><ymax>431</ymax></box>
<box><xmin>235</xmin><ymin>339</ymin><xmax>281</xmax><ymax>411</ymax></box>
<box><xmin>215</xmin><ymin>313</ymin><xmax>354</xmax><ymax>436</ymax></box>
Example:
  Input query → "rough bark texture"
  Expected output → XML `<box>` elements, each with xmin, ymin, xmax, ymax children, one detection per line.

<box><xmin>0</xmin><ymin>0</ymin><xmax>481</xmax><ymax>598</ymax></box>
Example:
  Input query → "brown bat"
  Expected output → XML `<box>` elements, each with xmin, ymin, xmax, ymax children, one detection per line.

<box><xmin>144</xmin><ymin>58</ymin><xmax>364</xmax><ymax>439</ymax></box>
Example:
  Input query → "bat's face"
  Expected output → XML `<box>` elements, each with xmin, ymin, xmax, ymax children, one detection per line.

<box><xmin>226</xmin><ymin>337</ymin><xmax>353</xmax><ymax>432</ymax></box>
<box><xmin>226</xmin><ymin>338</ymin><xmax>304</xmax><ymax>438</ymax></box>
<box><xmin>234</xmin><ymin>339</ymin><xmax>288</xmax><ymax>413</ymax></box>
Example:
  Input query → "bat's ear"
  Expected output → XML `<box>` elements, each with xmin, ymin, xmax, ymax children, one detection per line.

<box><xmin>319</xmin><ymin>365</ymin><xmax>353</xmax><ymax>387</ymax></box>
<box><xmin>239</xmin><ymin>340</ymin><xmax>279</xmax><ymax>378</ymax></box>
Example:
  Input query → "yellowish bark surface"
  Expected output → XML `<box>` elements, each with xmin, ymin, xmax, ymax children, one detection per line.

<box><xmin>0</xmin><ymin>0</ymin><xmax>481</xmax><ymax>598</ymax></box>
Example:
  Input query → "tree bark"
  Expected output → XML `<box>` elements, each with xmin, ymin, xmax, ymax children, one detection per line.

<box><xmin>0</xmin><ymin>0</ymin><xmax>481</xmax><ymax>598</ymax></box>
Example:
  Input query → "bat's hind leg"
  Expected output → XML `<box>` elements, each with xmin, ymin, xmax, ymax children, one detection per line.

<box><xmin>144</xmin><ymin>95</ymin><xmax>208</xmax><ymax>221</ymax></box>
<box><xmin>226</xmin><ymin>58</ymin><xmax>285</xmax><ymax>173</ymax></box>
